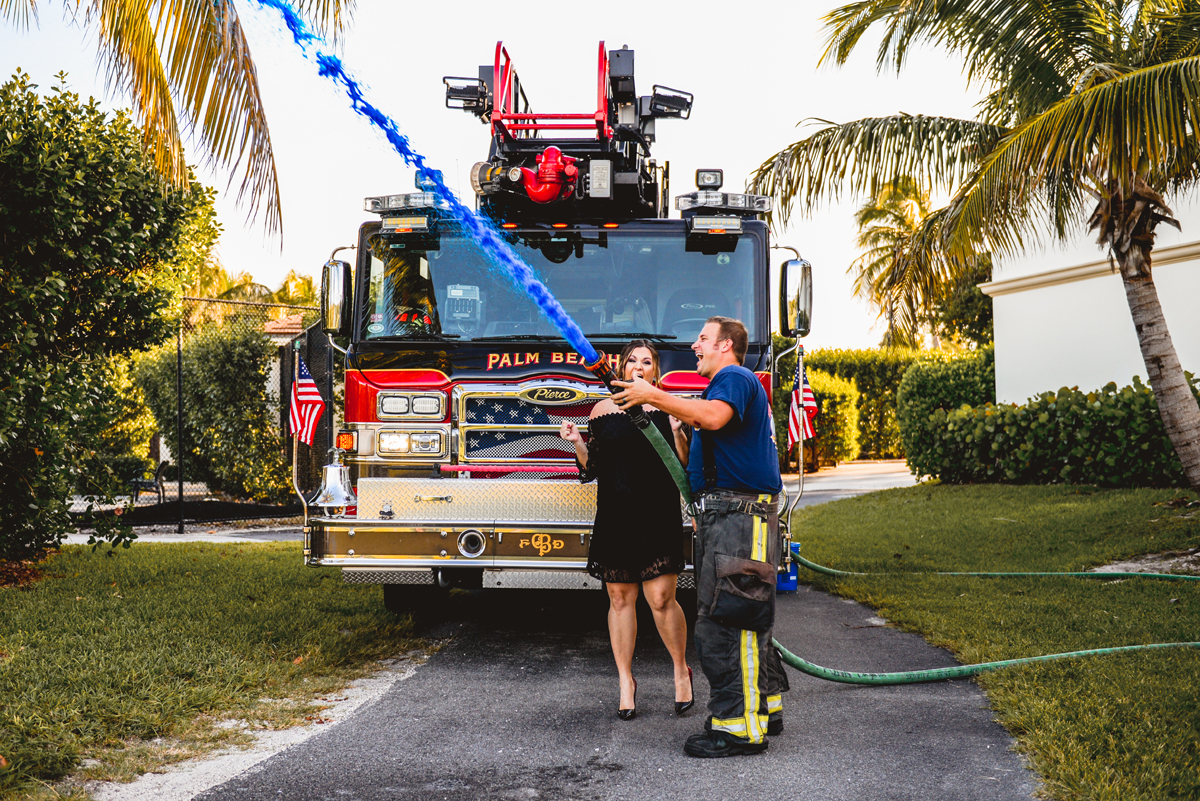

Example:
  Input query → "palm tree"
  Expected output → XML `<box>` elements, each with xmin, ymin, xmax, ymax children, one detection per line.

<box><xmin>848</xmin><ymin>176</ymin><xmax>935</xmax><ymax>346</ymax></box>
<box><xmin>2</xmin><ymin>0</ymin><xmax>355</xmax><ymax>236</ymax></box>
<box><xmin>750</xmin><ymin>0</ymin><xmax>1200</xmax><ymax>490</ymax></box>
<box><xmin>270</xmin><ymin>269</ymin><xmax>317</xmax><ymax>307</ymax></box>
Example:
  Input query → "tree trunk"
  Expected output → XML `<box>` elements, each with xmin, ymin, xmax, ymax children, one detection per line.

<box><xmin>1115</xmin><ymin>244</ymin><xmax>1200</xmax><ymax>490</ymax></box>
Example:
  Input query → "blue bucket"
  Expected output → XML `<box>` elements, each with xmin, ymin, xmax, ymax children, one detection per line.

<box><xmin>777</xmin><ymin>560</ymin><xmax>799</xmax><ymax>593</ymax></box>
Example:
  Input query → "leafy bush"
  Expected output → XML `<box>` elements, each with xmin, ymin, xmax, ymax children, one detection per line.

<box><xmin>773</xmin><ymin>342</ymin><xmax>861</xmax><ymax>469</ymax></box>
<box><xmin>895</xmin><ymin>345</ymin><xmax>995</xmax><ymax>464</ymax></box>
<box><xmin>805</xmin><ymin>345</ymin><xmax>924</xmax><ymax>459</ymax></box>
<box><xmin>74</xmin><ymin>358</ymin><xmax>157</xmax><ymax>494</ymax></box>
<box><xmin>906</xmin><ymin>376</ymin><xmax>1200</xmax><ymax>486</ymax></box>
<box><xmin>0</xmin><ymin>73</ymin><xmax>205</xmax><ymax>559</ymax></box>
<box><xmin>808</xmin><ymin>370</ymin><xmax>860</xmax><ymax>465</ymax></box>
<box><xmin>133</xmin><ymin>321</ymin><xmax>292</xmax><ymax>503</ymax></box>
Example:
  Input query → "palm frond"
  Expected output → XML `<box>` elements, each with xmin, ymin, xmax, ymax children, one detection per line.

<box><xmin>821</xmin><ymin>0</ymin><xmax>1115</xmax><ymax>125</ymax></box>
<box><xmin>748</xmin><ymin>115</ymin><xmax>1005</xmax><ymax>226</ymax></box>
<box><xmin>91</xmin><ymin>0</ymin><xmax>187</xmax><ymax>187</ymax></box>
<box><xmin>154</xmin><ymin>0</ymin><xmax>281</xmax><ymax>234</ymax></box>
<box><xmin>944</xmin><ymin>53</ymin><xmax>1200</xmax><ymax>255</ymax></box>
<box><xmin>1138</xmin><ymin>1</ymin><xmax>1200</xmax><ymax>63</ymax></box>
<box><xmin>0</xmin><ymin>0</ymin><xmax>38</xmax><ymax>27</ymax></box>
<box><xmin>292</xmin><ymin>0</ymin><xmax>355</xmax><ymax>43</ymax></box>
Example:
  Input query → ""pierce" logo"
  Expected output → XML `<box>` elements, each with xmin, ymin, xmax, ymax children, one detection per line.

<box><xmin>518</xmin><ymin>386</ymin><xmax>584</xmax><ymax>405</ymax></box>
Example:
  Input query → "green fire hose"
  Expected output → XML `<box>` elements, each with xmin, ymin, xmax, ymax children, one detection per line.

<box><xmin>771</xmin><ymin>638</ymin><xmax>1200</xmax><ymax>684</ymax></box>
<box><xmin>789</xmin><ymin>545</ymin><xmax>1200</xmax><ymax>583</ymax></box>
<box><xmin>776</xmin><ymin>548</ymin><xmax>1200</xmax><ymax>684</ymax></box>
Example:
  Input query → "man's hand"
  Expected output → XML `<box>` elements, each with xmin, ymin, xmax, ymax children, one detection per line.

<box><xmin>611</xmin><ymin>376</ymin><xmax>658</xmax><ymax>410</ymax></box>
<box><xmin>611</xmin><ymin>376</ymin><xmax>734</xmax><ymax>431</ymax></box>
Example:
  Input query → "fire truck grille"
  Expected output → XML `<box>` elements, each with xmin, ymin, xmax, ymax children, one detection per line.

<box><xmin>463</xmin><ymin>397</ymin><xmax>593</xmax><ymax>426</ymax></box>
<box><xmin>464</xmin><ymin>431</ymin><xmax>575</xmax><ymax>461</ymax></box>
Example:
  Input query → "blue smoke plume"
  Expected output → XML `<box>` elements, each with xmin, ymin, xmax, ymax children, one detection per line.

<box><xmin>253</xmin><ymin>0</ymin><xmax>599</xmax><ymax>364</ymax></box>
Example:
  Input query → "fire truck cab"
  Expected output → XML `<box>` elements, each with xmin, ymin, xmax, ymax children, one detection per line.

<box><xmin>307</xmin><ymin>42</ymin><xmax>812</xmax><ymax>609</ymax></box>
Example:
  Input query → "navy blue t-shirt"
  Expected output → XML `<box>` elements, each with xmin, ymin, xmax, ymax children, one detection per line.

<box><xmin>687</xmin><ymin>365</ymin><xmax>783</xmax><ymax>495</ymax></box>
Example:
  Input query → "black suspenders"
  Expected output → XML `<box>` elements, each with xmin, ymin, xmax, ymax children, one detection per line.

<box><xmin>699</xmin><ymin>386</ymin><xmax>718</xmax><ymax>491</ymax></box>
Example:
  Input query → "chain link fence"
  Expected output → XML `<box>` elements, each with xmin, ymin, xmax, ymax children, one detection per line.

<box><xmin>117</xmin><ymin>297</ymin><xmax>322</xmax><ymax>516</ymax></box>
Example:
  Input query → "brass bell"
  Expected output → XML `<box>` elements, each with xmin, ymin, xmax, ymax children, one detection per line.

<box><xmin>313</xmin><ymin>449</ymin><xmax>357</xmax><ymax>516</ymax></box>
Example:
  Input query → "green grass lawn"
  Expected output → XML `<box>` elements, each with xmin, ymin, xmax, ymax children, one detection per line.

<box><xmin>791</xmin><ymin>483</ymin><xmax>1200</xmax><ymax>801</ymax></box>
<box><xmin>0</xmin><ymin>542</ymin><xmax>420</xmax><ymax>799</ymax></box>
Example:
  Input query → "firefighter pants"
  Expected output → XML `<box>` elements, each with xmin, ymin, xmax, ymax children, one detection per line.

<box><xmin>694</xmin><ymin>493</ymin><xmax>789</xmax><ymax>744</ymax></box>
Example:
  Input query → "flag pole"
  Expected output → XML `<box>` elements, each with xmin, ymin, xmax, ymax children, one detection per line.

<box><xmin>796</xmin><ymin>344</ymin><xmax>805</xmax><ymax>499</ymax></box>
<box><xmin>292</xmin><ymin>340</ymin><xmax>308</xmax><ymax>530</ymax></box>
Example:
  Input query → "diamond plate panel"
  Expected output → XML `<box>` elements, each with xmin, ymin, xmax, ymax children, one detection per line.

<box><xmin>342</xmin><ymin>569</ymin><xmax>435</xmax><ymax>585</ymax></box>
<box><xmin>479</xmin><ymin>570</ymin><xmax>694</xmax><ymax>590</ymax></box>
<box><xmin>483</xmin><ymin>570</ymin><xmax>603</xmax><ymax>590</ymax></box>
<box><xmin>356</xmin><ymin>477</ymin><xmax>597</xmax><ymax>523</ymax></box>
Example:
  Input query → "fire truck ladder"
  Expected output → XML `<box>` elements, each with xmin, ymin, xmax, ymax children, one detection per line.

<box><xmin>489</xmin><ymin>41</ymin><xmax>614</xmax><ymax>142</ymax></box>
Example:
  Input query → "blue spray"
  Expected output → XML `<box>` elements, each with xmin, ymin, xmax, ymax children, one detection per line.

<box><xmin>254</xmin><ymin>0</ymin><xmax>598</xmax><ymax>365</ymax></box>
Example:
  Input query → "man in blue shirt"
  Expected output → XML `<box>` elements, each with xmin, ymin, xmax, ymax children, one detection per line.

<box><xmin>612</xmin><ymin>316</ymin><xmax>787</xmax><ymax>758</ymax></box>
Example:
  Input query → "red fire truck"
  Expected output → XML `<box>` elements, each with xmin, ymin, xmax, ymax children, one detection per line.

<box><xmin>305</xmin><ymin>42</ymin><xmax>812</xmax><ymax>610</ymax></box>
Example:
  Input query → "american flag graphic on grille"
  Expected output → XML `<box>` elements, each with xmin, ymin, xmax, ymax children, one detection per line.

<box><xmin>465</xmin><ymin>431</ymin><xmax>577</xmax><ymax>461</ymax></box>
<box><xmin>464</xmin><ymin>397</ymin><xmax>593</xmax><ymax>426</ymax></box>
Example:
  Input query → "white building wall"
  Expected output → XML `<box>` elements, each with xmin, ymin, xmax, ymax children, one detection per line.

<box><xmin>983</xmin><ymin>244</ymin><xmax>1200</xmax><ymax>404</ymax></box>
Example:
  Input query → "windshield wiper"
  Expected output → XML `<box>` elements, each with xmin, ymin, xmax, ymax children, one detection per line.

<box><xmin>583</xmin><ymin>332</ymin><xmax>677</xmax><ymax>340</ymax></box>
<box><xmin>470</xmin><ymin>334</ymin><xmax>561</xmax><ymax>342</ymax></box>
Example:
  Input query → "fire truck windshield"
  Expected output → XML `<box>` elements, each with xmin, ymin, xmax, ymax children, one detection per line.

<box><xmin>360</xmin><ymin>228</ymin><xmax>762</xmax><ymax>344</ymax></box>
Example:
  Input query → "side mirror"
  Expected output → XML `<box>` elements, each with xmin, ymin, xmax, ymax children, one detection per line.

<box><xmin>780</xmin><ymin>258</ymin><xmax>812</xmax><ymax>338</ymax></box>
<box><xmin>322</xmin><ymin>259</ymin><xmax>353</xmax><ymax>336</ymax></box>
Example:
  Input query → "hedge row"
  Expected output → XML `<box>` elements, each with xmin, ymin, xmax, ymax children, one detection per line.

<box><xmin>808</xmin><ymin>370</ymin><xmax>860</xmax><ymax>465</ymax></box>
<box><xmin>895</xmin><ymin>345</ymin><xmax>995</xmax><ymax>462</ymax></box>
<box><xmin>905</xmin><ymin>376</ymin><xmax>1199</xmax><ymax>487</ymax></box>
<box><xmin>805</xmin><ymin>346</ymin><xmax>923</xmax><ymax>459</ymax></box>
<box><xmin>772</xmin><ymin>345</ymin><xmax>859</xmax><ymax>469</ymax></box>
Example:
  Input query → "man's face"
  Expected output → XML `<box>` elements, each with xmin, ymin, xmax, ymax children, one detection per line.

<box><xmin>692</xmin><ymin>322</ymin><xmax>728</xmax><ymax>378</ymax></box>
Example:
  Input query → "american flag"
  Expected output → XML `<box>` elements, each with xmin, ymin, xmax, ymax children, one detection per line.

<box><xmin>787</xmin><ymin>353</ymin><xmax>818</xmax><ymax>449</ymax></box>
<box><xmin>290</xmin><ymin>355</ymin><xmax>325</xmax><ymax>446</ymax></box>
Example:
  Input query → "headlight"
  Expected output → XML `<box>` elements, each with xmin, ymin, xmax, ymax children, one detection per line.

<box><xmin>409</xmin><ymin>433</ymin><xmax>442</xmax><ymax>453</ymax></box>
<box><xmin>377</xmin><ymin>430</ymin><xmax>443</xmax><ymax>457</ymax></box>
<box><xmin>411</xmin><ymin>396</ymin><xmax>441</xmax><ymax>415</ymax></box>
<box><xmin>378</xmin><ymin>431</ymin><xmax>411</xmax><ymax>454</ymax></box>
<box><xmin>380</xmin><ymin>396</ymin><xmax>410</xmax><ymax>415</ymax></box>
<box><xmin>378</xmin><ymin>393</ymin><xmax>444</xmax><ymax>419</ymax></box>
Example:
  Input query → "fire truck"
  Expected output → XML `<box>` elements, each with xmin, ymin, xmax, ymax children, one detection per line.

<box><xmin>305</xmin><ymin>42</ymin><xmax>812</xmax><ymax>610</ymax></box>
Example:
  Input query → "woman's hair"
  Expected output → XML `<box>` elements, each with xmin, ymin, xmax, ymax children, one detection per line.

<box><xmin>620</xmin><ymin>339</ymin><xmax>661</xmax><ymax>384</ymax></box>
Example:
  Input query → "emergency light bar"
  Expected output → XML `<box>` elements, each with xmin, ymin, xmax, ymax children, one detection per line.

<box><xmin>688</xmin><ymin>215</ymin><xmax>742</xmax><ymax>234</ymax></box>
<box><xmin>363</xmin><ymin>193</ymin><xmax>451</xmax><ymax>213</ymax></box>
<box><xmin>675</xmin><ymin>191</ymin><xmax>772</xmax><ymax>214</ymax></box>
<box><xmin>380</xmin><ymin>216</ymin><xmax>429</xmax><ymax>233</ymax></box>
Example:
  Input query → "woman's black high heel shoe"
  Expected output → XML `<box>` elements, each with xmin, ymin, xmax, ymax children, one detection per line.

<box><xmin>618</xmin><ymin>678</ymin><xmax>637</xmax><ymax>721</ymax></box>
<box><xmin>675</xmin><ymin>667</ymin><xmax>694</xmax><ymax>715</ymax></box>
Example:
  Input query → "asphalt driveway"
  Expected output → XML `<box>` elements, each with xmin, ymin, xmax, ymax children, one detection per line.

<box><xmin>95</xmin><ymin>461</ymin><xmax>1038</xmax><ymax>800</ymax></box>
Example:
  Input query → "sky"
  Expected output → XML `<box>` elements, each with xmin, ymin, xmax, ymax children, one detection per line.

<box><xmin>1</xmin><ymin>1</ymin><xmax>988</xmax><ymax>351</ymax></box>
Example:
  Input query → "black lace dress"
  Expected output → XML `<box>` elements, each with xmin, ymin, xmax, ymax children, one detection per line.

<box><xmin>577</xmin><ymin>409</ymin><xmax>686</xmax><ymax>583</ymax></box>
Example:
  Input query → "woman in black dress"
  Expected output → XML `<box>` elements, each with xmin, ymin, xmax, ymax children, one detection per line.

<box><xmin>559</xmin><ymin>340</ymin><xmax>693</xmax><ymax>720</ymax></box>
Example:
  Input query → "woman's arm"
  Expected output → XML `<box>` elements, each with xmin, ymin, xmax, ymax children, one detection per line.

<box><xmin>559</xmin><ymin>421</ymin><xmax>589</xmax><ymax>468</ymax></box>
<box><xmin>670</xmin><ymin>415</ymin><xmax>690</xmax><ymax>465</ymax></box>
<box><xmin>561</xmin><ymin>398</ymin><xmax>618</xmax><ymax>470</ymax></box>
